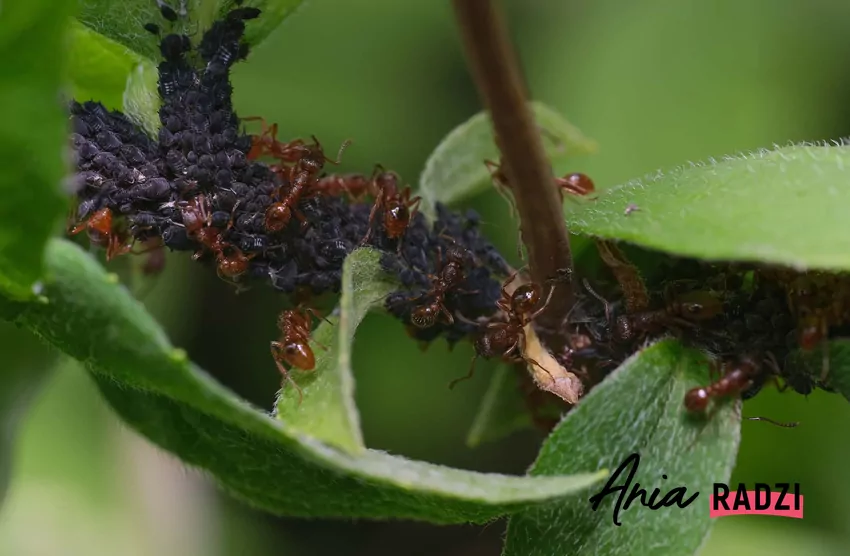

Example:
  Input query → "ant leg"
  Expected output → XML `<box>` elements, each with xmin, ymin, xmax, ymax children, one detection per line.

<box><xmin>306</xmin><ymin>308</ymin><xmax>333</xmax><ymax>326</ymax></box>
<box><xmin>359</xmin><ymin>188</ymin><xmax>384</xmax><ymax>246</ymax></box>
<box><xmin>407</xmin><ymin>195</ymin><xmax>422</xmax><ymax>221</ymax></box>
<box><xmin>439</xmin><ymin>303</ymin><xmax>455</xmax><ymax>325</ymax></box>
<box><xmin>131</xmin><ymin>238</ymin><xmax>163</xmax><ymax>256</ymax></box>
<box><xmin>449</xmin><ymin>355</ymin><xmax>479</xmax><ymax>390</ymax></box>
<box><xmin>582</xmin><ymin>279</ymin><xmax>613</xmax><ymax>324</ymax></box>
<box><xmin>484</xmin><ymin>159</ymin><xmax>518</xmax><ymax>217</ymax></box>
<box><xmin>707</xmin><ymin>359</ymin><xmax>722</xmax><ymax>383</ymax></box>
<box><xmin>271</xmin><ymin>342</ymin><xmax>304</xmax><ymax>406</ymax></box>
<box><xmin>516</xmin><ymin>226</ymin><xmax>525</xmax><ymax>262</ymax></box>
<box><xmin>523</xmin><ymin>355</ymin><xmax>555</xmax><ymax>382</ymax></box>
<box><xmin>70</xmin><ymin>220</ymin><xmax>88</xmax><ymax>235</ymax></box>
<box><xmin>327</xmin><ymin>138</ymin><xmax>352</xmax><ymax>165</ymax></box>
<box><xmin>746</xmin><ymin>416</ymin><xmax>799</xmax><ymax>428</ymax></box>
<box><xmin>500</xmin><ymin>268</ymin><xmax>522</xmax><ymax>299</ymax></box>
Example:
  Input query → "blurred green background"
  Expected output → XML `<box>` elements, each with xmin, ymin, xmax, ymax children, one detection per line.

<box><xmin>3</xmin><ymin>0</ymin><xmax>850</xmax><ymax>554</ymax></box>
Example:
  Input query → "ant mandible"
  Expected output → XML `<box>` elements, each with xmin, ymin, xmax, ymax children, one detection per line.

<box><xmin>409</xmin><ymin>244</ymin><xmax>475</xmax><ymax>328</ymax></box>
<box><xmin>361</xmin><ymin>166</ymin><xmax>421</xmax><ymax>248</ymax></box>
<box><xmin>271</xmin><ymin>307</ymin><xmax>330</xmax><ymax>404</ymax></box>
<box><xmin>451</xmin><ymin>271</ymin><xmax>555</xmax><ymax>388</ymax></box>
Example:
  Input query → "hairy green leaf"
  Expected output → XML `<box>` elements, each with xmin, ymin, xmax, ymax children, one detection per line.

<box><xmin>0</xmin><ymin>0</ymin><xmax>72</xmax><ymax>299</ymax></box>
<box><xmin>274</xmin><ymin>249</ymin><xmax>397</xmax><ymax>455</ymax></box>
<box><xmin>504</xmin><ymin>340</ymin><xmax>741</xmax><ymax>556</ymax></box>
<box><xmin>0</xmin><ymin>323</ymin><xmax>57</xmax><ymax>509</ymax></box>
<box><xmin>68</xmin><ymin>22</ymin><xmax>160</xmax><ymax>136</ymax></box>
<box><xmin>0</xmin><ymin>239</ymin><xmax>606</xmax><ymax>521</ymax></box>
<box><xmin>419</xmin><ymin>102</ymin><xmax>597</xmax><ymax>209</ymax></box>
<box><xmin>77</xmin><ymin>0</ymin><xmax>306</xmax><ymax>62</ymax></box>
<box><xmin>566</xmin><ymin>144</ymin><xmax>850</xmax><ymax>271</ymax></box>
<box><xmin>466</xmin><ymin>365</ymin><xmax>532</xmax><ymax>448</ymax></box>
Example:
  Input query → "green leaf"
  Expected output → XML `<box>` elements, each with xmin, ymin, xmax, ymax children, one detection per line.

<box><xmin>0</xmin><ymin>0</ymin><xmax>73</xmax><ymax>300</ymax></box>
<box><xmin>418</xmin><ymin>101</ymin><xmax>597</xmax><ymax>209</ymax></box>
<box><xmin>504</xmin><ymin>340</ymin><xmax>741</xmax><ymax>556</ymax></box>
<box><xmin>68</xmin><ymin>22</ymin><xmax>161</xmax><ymax>135</ymax></box>
<box><xmin>566</xmin><ymin>143</ymin><xmax>850</xmax><ymax>271</ymax></box>
<box><xmin>0</xmin><ymin>238</ymin><xmax>607</xmax><ymax>522</ymax></box>
<box><xmin>0</xmin><ymin>323</ymin><xmax>57</xmax><ymax>509</ymax></box>
<box><xmin>466</xmin><ymin>365</ymin><xmax>532</xmax><ymax>448</ymax></box>
<box><xmin>77</xmin><ymin>0</ymin><xmax>307</xmax><ymax>62</ymax></box>
<box><xmin>273</xmin><ymin>248</ymin><xmax>397</xmax><ymax>455</ymax></box>
<box><xmin>121</xmin><ymin>57</ymin><xmax>161</xmax><ymax>136</ymax></box>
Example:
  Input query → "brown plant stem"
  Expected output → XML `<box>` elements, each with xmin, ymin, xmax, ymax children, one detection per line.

<box><xmin>451</xmin><ymin>0</ymin><xmax>575</xmax><ymax>351</ymax></box>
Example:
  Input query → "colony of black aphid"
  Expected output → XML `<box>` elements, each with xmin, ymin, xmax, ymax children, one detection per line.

<box><xmin>67</xmin><ymin>1</ymin><xmax>844</xmax><ymax>420</ymax></box>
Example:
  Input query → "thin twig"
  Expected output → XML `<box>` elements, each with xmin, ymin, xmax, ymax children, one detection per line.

<box><xmin>451</xmin><ymin>0</ymin><xmax>575</xmax><ymax>351</ymax></box>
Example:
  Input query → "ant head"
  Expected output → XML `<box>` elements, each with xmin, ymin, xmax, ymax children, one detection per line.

<box><xmin>511</xmin><ymin>284</ymin><xmax>539</xmax><ymax>314</ymax></box>
<box><xmin>283</xmin><ymin>341</ymin><xmax>315</xmax><ymax>370</ymax></box>
<box><xmin>411</xmin><ymin>304</ymin><xmax>439</xmax><ymax>328</ymax></box>
<box><xmin>684</xmin><ymin>387</ymin><xmax>710</xmax><ymax>412</ymax></box>
<box><xmin>217</xmin><ymin>249</ymin><xmax>249</xmax><ymax>278</ymax></box>
<box><xmin>559</xmin><ymin>172</ymin><xmax>595</xmax><ymax>196</ymax></box>
<box><xmin>387</xmin><ymin>204</ymin><xmax>410</xmax><ymax>223</ymax></box>
<box><xmin>372</xmin><ymin>167</ymin><xmax>399</xmax><ymax>188</ymax></box>
<box><xmin>677</xmin><ymin>291</ymin><xmax>723</xmax><ymax>321</ymax></box>
<box><xmin>445</xmin><ymin>245</ymin><xmax>473</xmax><ymax>266</ymax></box>
<box><xmin>265</xmin><ymin>203</ymin><xmax>291</xmax><ymax>232</ymax></box>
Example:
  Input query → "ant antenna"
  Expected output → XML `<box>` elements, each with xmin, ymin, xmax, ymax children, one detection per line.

<box><xmin>274</xmin><ymin>359</ymin><xmax>304</xmax><ymax>406</ymax></box>
<box><xmin>449</xmin><ymin>355</ymin><xmax>478</xmax><ymax>389</ymax></box>
<box><xmin>747</xmin><ymin>416</ymin><xmax>799</xmax><ymax>428</ymax></box>
<box><xmin>321</xmin><ymin>137</ymin><xmax>351</xmax><ymax>165</ymax></box>
<box><xmin>582</xmin><ymin>278</ymin><xmax>612</xmax><ymax>323</ymax></box>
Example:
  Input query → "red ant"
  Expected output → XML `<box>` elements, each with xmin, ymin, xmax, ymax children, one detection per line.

<box><xmin>180</xmin><ymin>195</ymin><xmax>253</xmax><ymax>284</ymax></box>
<box><xmin>70</xmin><ymin>207</ymin><xmax>135</xmax><ymax>261</ymax></box>
<box><xmin>556</xmin><ymin>172</ymin><xmax>595</xmax><ymax>199</ymax></box>
<box><xmin>613</xmin><ymin>289</ymin><xmax>724</xmax><ymax>342</ymax></box>
<box><xmin>179</xmin><ymin>194</ymin><xmax>211</xmax><ymax>236</ymax></box>
<box><xmin>685</xmin><ymin>356</ymin><xmax>798</xmax><ymax>428</ymax></box>
<box><xmin>271</xmin><ymin>307</ymin><xmax>330</xmax><ymax>404</ymax></box>
<box><xmin>242</xmin><ymin>116</ymin><xmax>306</xmax><ymax>163</ymax></box>
<box><xmin>361</xmin><ymin>166</ymin><xmax>421</xmax><ymax>247</ymax></box>
<box><xmin>484</xmin><ymin>160</ymin><xmax>595</xmax><ymax>207</ymax></box>
<box><xmin>264</xmin><ymin>135</ymin><xmax>350</xmax><ymax>232</ymax></box>
<box><xmin>685</xmin><ymin>356</ymin><xmax>761</xmax><ymax>412</ymax></box>
<box><xmin>452</xmin><ymin>271</ymin><xmax>554</xmax><ymax>388</ymax></box>
<box><xmin>410</xmin><ymin>244</ymin><xmax>475</xmax><ymax>328</ymax></box>
<box><xmin>582</xmin><ymin>278</ymin><xmax>721</xmax><ymax>343</ymax></box>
